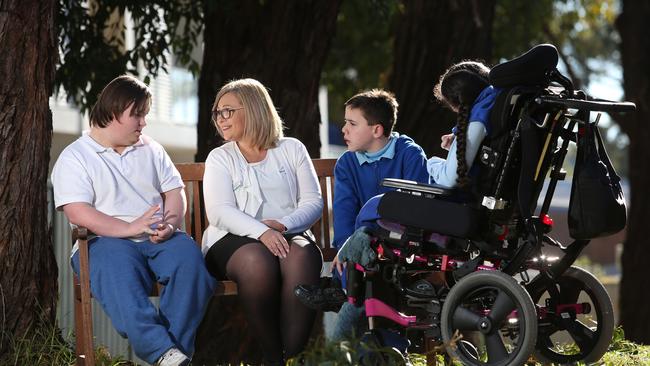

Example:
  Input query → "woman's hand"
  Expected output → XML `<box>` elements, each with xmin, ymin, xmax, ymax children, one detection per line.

<box><xmin>440</xmin><ymin>133</ymin><xmax>455</xmax><ymax>151</ymax></box>
<box><xmin>128</xmin><ymin>205</ymin><xmax>162</xmax><ymax>237</ymax></box>
<box><xmin>262</xmin><ymin>219</ymin><xmax>287</xmax><ymax>233</ymax></box>
<box><xmin>259</xmin><ymin>228</ymin><xmax>290</xmax><ymax>258</ymax></box>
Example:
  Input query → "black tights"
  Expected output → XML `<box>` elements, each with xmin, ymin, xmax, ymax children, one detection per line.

<box><xmin>225</xmin><ymin>240</ymin><xmax>322</xmax><ymax>362</ymax></box>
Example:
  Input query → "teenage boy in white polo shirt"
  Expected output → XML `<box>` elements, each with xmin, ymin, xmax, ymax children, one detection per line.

<box><xmin>51</xmin><ymin>75</ymin><xmax>215</xmax><ymax>366</ymax></box>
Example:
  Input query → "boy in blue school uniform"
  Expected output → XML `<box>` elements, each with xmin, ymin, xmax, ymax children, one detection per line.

<box><xmin>296</xmin><ymin>89</ymin><xmax>429</xmax><ymax>340</ymax></box>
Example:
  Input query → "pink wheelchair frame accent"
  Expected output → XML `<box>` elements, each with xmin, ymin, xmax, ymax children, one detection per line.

<box><xmin>364</xmin><ymin>298</ymin><xmax>417</xmax><ymax>327</ymax></box>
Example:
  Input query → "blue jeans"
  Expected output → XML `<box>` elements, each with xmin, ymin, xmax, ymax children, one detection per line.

<box><xmin>71</xmin><ymin>233</ymin><xmax>215</xmax><ymax>364</ymax></box>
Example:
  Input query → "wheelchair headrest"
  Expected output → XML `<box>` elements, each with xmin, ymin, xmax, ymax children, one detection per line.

<box><xmin>489</xmin><ymin>44</ymin><xmax>559</xmax><ymax>88</ymax></box>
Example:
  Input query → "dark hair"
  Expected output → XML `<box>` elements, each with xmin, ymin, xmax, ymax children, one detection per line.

<box><xmin>89</xmin><ymin>75</ymin><xmax>152</xmax><ymax>128</ymax></box>
<box><xmin>344</xmin><ymin>89</ymin><xmax>398</xmax><ymax>137</ymax></box>
<box><xmin>433</xmin><ymin>61</ymin><xmax>490</xmax><ymax>187</ymax></box>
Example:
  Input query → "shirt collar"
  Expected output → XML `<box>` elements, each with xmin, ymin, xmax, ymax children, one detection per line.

<box><xmin>82</xmin><ymin>131</ymin><xmax>144</xmax><ymax>154</ymax></box>
<box><xmin>355</xmin><ymin>132</ymin><xmax>398</xmax><ymax>165</ymax></box>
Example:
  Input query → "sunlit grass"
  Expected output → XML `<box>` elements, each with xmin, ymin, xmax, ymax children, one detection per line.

<box><xmin>290</xmin><ymin>327</ymin><xmax>650</xmax><ymax>366</ymax></box>
<box><xmin>3</xmin><ymin>324</ymin><xmax>649</xmax><ymax>365</ymax></box>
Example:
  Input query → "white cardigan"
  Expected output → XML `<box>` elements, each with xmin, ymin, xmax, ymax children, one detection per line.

<box><xmin>201</xmin><ymin>137</ymin><xmax>323</xmax><ymax>255</ymax></box>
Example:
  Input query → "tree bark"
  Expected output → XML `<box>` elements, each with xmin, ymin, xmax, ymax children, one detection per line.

<box><xmin>389</xmin><ymin>0</ymin><xmax>496</xmax><ymax>158</ymax></box>
<box><xmin>616</xmin><ymin>0</ymin><xmax>650</xmax><ymax>344</ymax></box>
<box><xmin>0</xmin><ymin>0</ymin><xmax>58</xmax><ymax>354</ymax></box>
<box><xmin>196</xmin><ymin>0</ymin><xmax>342</xmax><ymax>161</ymax></box>
<box><xmin>194</xmin><ymin>1</ymin><xmax>341</xmax><ymax>363</ymax></box>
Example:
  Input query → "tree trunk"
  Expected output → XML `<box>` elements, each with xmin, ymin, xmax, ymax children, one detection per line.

<box><xmin>616</xmin><ymin>0</ymin><xmax>650</xmax><ymax>344</ymax></box>
<box><xmin>194</xmin><ymin>1</ymin><xmax>341</xmax><ymax>363</ymax></box>
<box><xmin>0</xmin><ymin>0</ymin><xmax>58</xmax><ymax>354</ymax></box>
<box><xmin>195</xmin><ymin>0</ymin><xmax>342</xmax><ymax>161</ymax></box>
<box><xmin>389</xmin><ymin>0</ymin><xmax>496</xmax><ymax>158</ymax></box>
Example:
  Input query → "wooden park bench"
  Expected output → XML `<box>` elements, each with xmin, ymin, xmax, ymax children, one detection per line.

<box><xmin>72</xmin><ymin>158</ymin><xmax>338</xmax><ymax>366</ymax></box>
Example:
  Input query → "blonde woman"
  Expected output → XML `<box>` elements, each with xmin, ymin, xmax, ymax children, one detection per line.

<box><xmin>202</xmin><ymin>78</ymin><xmax>323</xmax><ymax>364</ymax></box>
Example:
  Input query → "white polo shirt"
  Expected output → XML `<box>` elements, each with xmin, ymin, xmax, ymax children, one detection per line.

<box><xmin>51</xmin><ymin>132</ymin><xmax>184</xmax><ymax>253</ymax></box>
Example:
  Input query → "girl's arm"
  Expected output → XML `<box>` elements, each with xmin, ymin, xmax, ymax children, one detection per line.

<box><xmin>427</xmin><ymin>121</ymin><xmax>487</xmax><ymax>187</ymax></box>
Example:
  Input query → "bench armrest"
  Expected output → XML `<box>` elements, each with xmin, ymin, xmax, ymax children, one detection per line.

<box><xmin>71</xmin><ymin>226</ymin><xmax>96</xmax><ymax>364</ymax></box>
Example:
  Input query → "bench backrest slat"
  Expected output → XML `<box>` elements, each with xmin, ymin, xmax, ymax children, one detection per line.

<box><xmin>175</xmin><ymin>159</ymin><xmax>337</xmax><ymax>261</ymax></box>
<box><xmin>311</xmin><ymin>159</ymin><xmax>337</xmax><ymax>260</ymax></box>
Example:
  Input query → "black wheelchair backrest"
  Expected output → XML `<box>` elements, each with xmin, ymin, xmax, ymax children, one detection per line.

<box><xmin>471</xmin><ymin>44</ymin><xmax>563</xmax><ymax>221</ymax></box>
<box><xmin>489</xmin><ymin>44</ymin><xmax>559</xmax><ymax>88</ymax></box>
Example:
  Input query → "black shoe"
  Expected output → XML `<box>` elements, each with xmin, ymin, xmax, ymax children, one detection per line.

<box><xmin>294</xmin><ymin>277</ymin><xmax>346</xmax><ymax>312</ymax></box>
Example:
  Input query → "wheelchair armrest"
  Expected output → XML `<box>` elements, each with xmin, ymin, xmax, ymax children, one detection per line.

<box><xmin>381</xmin><ymin>178</ymin><xmax>454</xmax><ymax>196</ymax></box>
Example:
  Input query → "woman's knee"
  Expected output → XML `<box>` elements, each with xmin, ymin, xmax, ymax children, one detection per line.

<box><xmin>227</xmin><ymin>244</ymin><xmax>280</xmax><ymax>282</ymax></box>
<box><xmin>281</xmin><ymin>243</ymin><xmax>322</xmax><ymax>281</ymax></box>
<box><xmin>287</xmin><ymin>240</ymin><xmax>322</xmax><ymax>264</ymax></box>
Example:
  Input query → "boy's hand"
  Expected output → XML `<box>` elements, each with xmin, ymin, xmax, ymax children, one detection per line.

<box><xmin>128</xmin><ymin>205</ymin><xmax>162</xmax><ymax>237</ymax></box>
<box><xmin>441</xmin><ymin>133</ymin><xmax>455</xmax><ymax>151</ymax></box>
<box><xmin>150</xmin><ymin>223</ymin><xmax>174</xmax><ymax>243</ymax></box>
<box><xmin>332</xmin><ymin>254</ymin><xmax>346</xmax><ymax>275</ymax></box>
<box><xmin>259</xmin><ymin>228</ymin><xmax>290</xmax><ymax>258</ymax></box>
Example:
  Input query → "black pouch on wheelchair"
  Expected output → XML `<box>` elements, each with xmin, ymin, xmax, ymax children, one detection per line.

<box><xmin>568</xmin><ymin>118</ymin><xmax>627</xmax><ymax>239</ymax></box>
<box><xmin>377</xmin><ymin>191</ymin><xmax>481</xmax><ymax>238</ymax></box>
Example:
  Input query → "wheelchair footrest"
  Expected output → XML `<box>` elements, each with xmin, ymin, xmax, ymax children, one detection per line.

<box><xmin>365</xmin><ymin>298</ymin><xmax>417</xmax><ymax>327</ymax></box>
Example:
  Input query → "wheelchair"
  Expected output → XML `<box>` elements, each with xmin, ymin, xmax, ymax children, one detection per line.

<box><xmin>344</xmin><ymin>44</ymin><xmax>635</xmax><ymax>366</ymax></box>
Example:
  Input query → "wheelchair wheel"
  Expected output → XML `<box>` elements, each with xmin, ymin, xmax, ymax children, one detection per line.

<box><xmin>441</xmin><ymin>271</ymin><xmax>537</xmax><ymax>366</ymax></box>
<box><xmin>530</xmin><ymin>266</ymin><xmax>614</xmax><ymax>365</ymax></box>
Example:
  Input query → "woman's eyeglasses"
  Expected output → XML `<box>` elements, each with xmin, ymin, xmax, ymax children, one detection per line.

<box><xmin>212</xmin><ymin>107</ymin><xmax>244</xmax><ymax>121</ymax></box>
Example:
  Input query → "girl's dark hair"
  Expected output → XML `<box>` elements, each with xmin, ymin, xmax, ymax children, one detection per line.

<box><xmin>433</xmin><ymin>61</ymin><xmax>490</xmax><ymax>187</ymax></box>
<box><xmin>89</xmin><ymin>75</ymin><xmax>152</xmax><ymax>128</ymax></box>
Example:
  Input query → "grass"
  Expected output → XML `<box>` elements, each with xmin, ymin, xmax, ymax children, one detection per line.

<box><xmin>597</xmin><ymin>327</ymin><xmax>650</xmax><ymax>366</ymax></box>
<box><xmin>2</xmin><ymin>324</ymin><xmax>649</xmax><ymax>365</ymax></box>
<box><xmin>290</xmin><ymin>327</ymin><xmax>650</xmax><ymax>366</ymax></box>
<box><xmin>0</xmin><ymin>321</ymin><xmax>134</xmax><ymax>366</ymax></box>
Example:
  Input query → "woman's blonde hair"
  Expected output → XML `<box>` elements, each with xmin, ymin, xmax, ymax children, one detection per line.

<box><xmin>212</xmin><ymin>78</ymin><xmax>284</xmax><ymax>149</ymax></box>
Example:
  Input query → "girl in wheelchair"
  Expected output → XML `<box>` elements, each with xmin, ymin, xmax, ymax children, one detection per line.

<box><xmin>313</xmin><ymin>44</ymin><xmax>631</xmax><ymax>366</ymax></box>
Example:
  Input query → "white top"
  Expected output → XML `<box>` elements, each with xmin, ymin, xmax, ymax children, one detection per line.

<box><xmin>51</xmin><ymin>132</ymin><xmax>184</xmax><ymax>253</ymax></box>
<box><xmin>202</xmin><ymin>137</ymin><xmax>323</xmax><ymax>255</ymax></box>
<box><xmin>254</xmin><ymin>157</ymin><xmax>295</xmax><ymax>220</ymax></box>
<box><xmin>427</xmin><ymin>121</ymin><xmax>487</xmax><ymax>187</ymax></box>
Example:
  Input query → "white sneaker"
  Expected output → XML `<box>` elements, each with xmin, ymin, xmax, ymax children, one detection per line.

<box><xmin>155</xmin><ymin>347</ymin><xmax>189</xmax><ymax>366</ymax></box>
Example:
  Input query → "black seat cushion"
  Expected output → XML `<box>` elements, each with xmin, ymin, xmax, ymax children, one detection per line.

<box><xmin>377</xmin><ymin>191</ymin><xmax>481</xmax><ymax>238</ymax></box>
<box><xmin>489</xmin><ymin>44</ymin><xmax>559</xmax><ymax>88</ymax></box>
